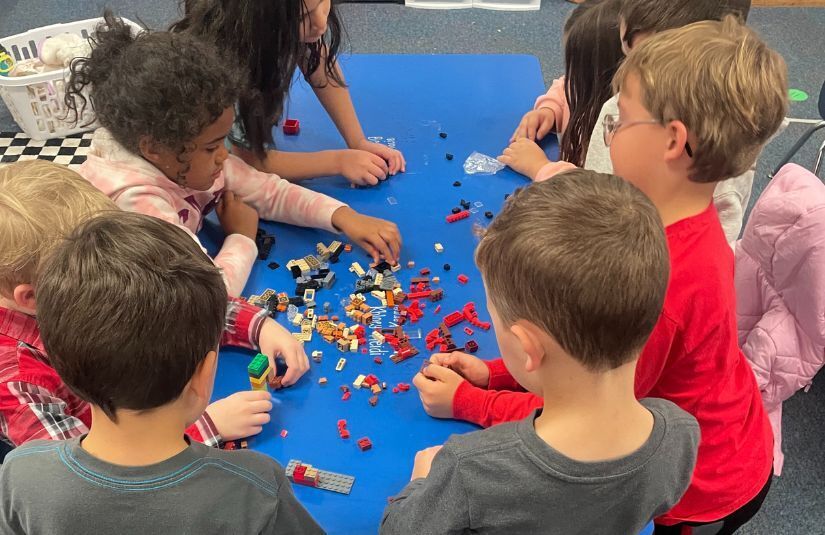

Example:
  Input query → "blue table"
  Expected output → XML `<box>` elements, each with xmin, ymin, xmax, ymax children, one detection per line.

<box><xmin>203</xmin><ymin>54</ymin><xmax>556</xmax><ymax>534</ymax></box>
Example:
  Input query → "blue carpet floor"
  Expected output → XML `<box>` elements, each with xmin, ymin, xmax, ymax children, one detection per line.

<box><xmin>1</xmin><ymin>2</ymin><xmax>823</xmax><ymax>533</ymax></box>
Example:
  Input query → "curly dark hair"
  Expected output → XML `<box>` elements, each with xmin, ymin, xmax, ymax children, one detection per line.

<box><xmin>65</xmin><ymin>10</ymin><xmax>242</xmax><ymax>162</ymax></box>
<box><xmin>170</xmin><ymin>0</ymin><xmax>346</xmax><ymax>157</ymax></box>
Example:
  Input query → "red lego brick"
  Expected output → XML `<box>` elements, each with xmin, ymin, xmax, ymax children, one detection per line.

<box><xmin>419</xmin><ymin>268</ymin><xmax>431</xmax><ymax>276</ymax></box>
<box><xmin>364</xmin><ymin>374</ymin><xmax>379</xmax><ymax>387</ymax></box>
<box><xmin>280</xmin><ymin>429</ymin><xmax>288</xmax><ymax>438</ymax></box>
<box><xmin>434</xmin><ymin>305</ymin><xmax>442</xmax><ymax>314</ymax></box>
<box><xmin>357</xmin><ymin>437</ymin><xmax>373</xmax><ymax>451</ymax></box>
<box><xmin>337</xmin><ymin>419</ymin><xmax>347</xmax><ymax>429</ymax></box>
<box><xmin>398</xmin><ymin>383</ymin><xmax>411</xmax><ymax>392</ymax></box>
<box><xmin>340</xmin><ymin>429</ymin><xmax>350</xmax><ymax>439</ymax></box>
<box><xmin>369</xmin><ymin>395</ymin><xmax>379</xmax><ymax>407</ymax></box>
<box><xmin>283</xmin><ymin>118</ymin><xmax>300</xmax><ymax>135</ymax></box>
<box><xmin>464</xmin><ymin>327</ymin><xmax>474</xmax><ymax>336</ymax></box>
<box><xmin>446</xmin><ymin>210</ymin><xmax>470</xmax><ymax>223</ymax></box>
<box><xmin>374</xmin><ymin>356</ymin><xmax>383</xmax><ymax>364</ymax></box>
<box><xmin>457</xmin><ymin>274</ymin><xmax>469</xmax><ymax>284</ymax></box>
<box><xmin>407</xmin><ymin>290</ymin><xmax>431</xmax><ymax>299</ymax></box>
<box><xmin>342</xmin><ymin>391</ymin><xmax>351</xmax><ymax>401</ymax></box>
<box><xmin>443</xmin><ymin>311</ymin><xmax>464</xmax><ymax>327</ymax></box>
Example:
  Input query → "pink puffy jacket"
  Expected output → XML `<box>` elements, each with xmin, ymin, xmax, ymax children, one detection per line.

<box><xmin>735</xmin><ymin>164</ymin><xmax>825</xmax><ymax>475</ymax></box>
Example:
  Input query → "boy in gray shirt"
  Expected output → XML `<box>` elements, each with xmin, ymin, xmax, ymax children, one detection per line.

<box><xmin>382</xmin><ymin>171</ymin><xmax>700</xmax><ymax>534</ymax></box>
<box><xmin>0</xmin><ymin>212</ymin><xmax>322</xmax><ymax>535</ymax></box>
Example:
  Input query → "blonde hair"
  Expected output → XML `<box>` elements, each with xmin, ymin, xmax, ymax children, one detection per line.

<box><xmin>0</xmin><ymin>160</ymin><xmax>117</xmax><ymax>294</ymax></box>
<box><xmin>475</xmin><ymin>170</ymin><xmax>669</xmax><ymax>372</ymax></box>
<box><xmin>613</xmin><ymin>15</ymin><xmax>788</xmax><ymax>183</ymax></box>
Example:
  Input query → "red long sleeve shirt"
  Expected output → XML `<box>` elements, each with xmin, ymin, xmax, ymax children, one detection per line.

<box><xmin>0</xmin><ymin>297</ymin><xmax>266</xmax><ymax>448</ymax></box>
<box><xmin>452</xmin><ymin>205</ymin><xmax>773</xmax><ymax>525</ymax></box>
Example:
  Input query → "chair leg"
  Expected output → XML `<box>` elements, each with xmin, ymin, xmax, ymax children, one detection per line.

<box><xmin>814</xmin><ymin>137</ymin><xmax>825</xmax><ymax>177</ymax></box>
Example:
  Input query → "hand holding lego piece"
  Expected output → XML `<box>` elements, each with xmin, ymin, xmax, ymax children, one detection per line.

<box><xmin>206</xmin><ymin>390</ymin><xmax>273</xmax><ymax>441</ymax></box>
<box><xmin>511</xmin><ymin>107</ymin><xmax>556</xmax><ymax>142</ymax></box>
<box><xmin>430</xmin><ymin>352</ymin><xmax>490</xmax><ymax>388</ymax></box>
<box><xmin>497</xmin><ymin>138</ymin><xmax>551</xmax><ymax>181</ymax></box>
<box><xmin>413</xmin><ymin>362</ymin><xmax>464</xmax><ymax>419</ymax></box>
<box><xmin>331</xmin><ymin>206</ymin><xmax>402</xmax><ymax>265</ymax></box>
<box><xmin>334</xmin><ymin>148</ymin><xmax>389</xmax><ymax>186</ymax></box>
<box><xmin>410</xmin><ymin>445</ymin><xmax>443</xmax><ymax>480</ymax></box>
<box><xmin>216</xmin><ymin>191</ymin><xmax>259</xmax><ymax>241</ymax></box>
<box><xmin>352</xmin><ymin>137</ymin><xmax>406</xmax><ymax>176</ymax></box>
<box><xmin>259</xmin><ymin>318</ymin><xmax>309</xmax><ymax>387</ymax></box>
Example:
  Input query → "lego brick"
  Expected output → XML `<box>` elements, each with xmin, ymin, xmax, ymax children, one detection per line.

<box><xmin>318</xmin><ymin>377</ymin><xmax>328</xmax><ymax>385</ymax></box>
<box><xmin>280</xmin><ymin>429</ymin><xmax>288</xmax><ymax>438</ymax></box>
<box><xmin>285</xmin><ymin>460</ymin><xmax>355</xmax><ymax>495</ymax></box>
<box><xmin>357</xmin><ymin>437</ymin><xmax>373</xmax><ymax>451</ymax></box>
<box><xmin>353</xmin><ymin>374</ymin><xmax>366</xmax><ymax>388</ymax></box>
<box><xmin>458</xmin><ymin>274</ymin><xmax>469</xmax><ymax>284</ymax></box>
<box><xmin>434</xmin><ymin>243</ymin><xmax>444</xmax><ymax>253</ymax></box>
<box><xmin>446</xmin><ymin>210</ymin><xmax>470</xmax><ymax>223</ymax></box>
<box><xmin>247</xmin><ymin>353</ymin><xmax>270</xmax><ymax>379</ymax></box>
<box><xmin>335</xmin><ymin>358</ymin><xmax>346</xmax><ymax>371</ymax></box>
<box><xmin>283</xmin><ymin>119</ymin><xmax>300</xmax><ymax>135</ymax></box>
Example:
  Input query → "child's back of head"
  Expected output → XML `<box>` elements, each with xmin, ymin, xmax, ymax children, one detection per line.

<box><xmin>476</xmin><ymin>169</ymin><xmax>669</xmax><ymax>372</ymax></box>
<box><xmin>37</xmin><ymin>211</ymin><xmax>227</xmax><ymax>420</ymax></box>
<box><xmin>0</xmin><ymin>160</ymin><xmax>116</xmax><ymax>301</ymax></box>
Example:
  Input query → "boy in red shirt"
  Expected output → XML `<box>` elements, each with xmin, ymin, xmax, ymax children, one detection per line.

<box><xmin>0</xmin><ymin>160</ymin><xmax>306</xmax><ymax>448</ymax></box>
<box><xmin>415</xmin><ymin>18</ymin><xmax>787</xmax><ymax>533</ymax></box>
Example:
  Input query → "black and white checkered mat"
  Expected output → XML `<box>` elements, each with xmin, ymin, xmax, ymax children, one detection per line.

<box><xmin>0</xmin><ymin>132</ymin><xmax>93</xmax><ymax>167</ymax></box>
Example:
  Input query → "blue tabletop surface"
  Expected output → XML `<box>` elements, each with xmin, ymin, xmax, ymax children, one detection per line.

<box><xmin>201</xmin><ymin>54</ymin><xmax>557</xmax><ymax>534</ymax></box>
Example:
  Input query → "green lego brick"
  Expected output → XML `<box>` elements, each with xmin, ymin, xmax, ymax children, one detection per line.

<box><xmin>247</xmin><ymin>353</ymin><xmax>269</xmax><ymax>379</ymax></box>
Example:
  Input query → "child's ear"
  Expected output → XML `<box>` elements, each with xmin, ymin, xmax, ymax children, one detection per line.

<box><xmin>13</xmin><ymin>284</ymin><xmax>37</xmax><ymax>313</ymax></box>
<box><xmin>188</xmin><ymin>350</ymin><xmax>218</xmax><ymax>403</ymax></box>
<box><xmin>138</xmin><ymin>136</ymin><xmax>166</xmax><ymax>167</ymax></box>
<box><xmin>664</xmin><ymin>120</ymin><xmax>691</xmax><ymax>164</ymax></box>
<box><xmin>510</xmin><ymin>321</ymin><xmax>546</xmax><ymax>373</ymax></box>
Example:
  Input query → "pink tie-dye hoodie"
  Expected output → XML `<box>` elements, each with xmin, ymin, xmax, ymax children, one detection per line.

<box><xmin>79</xmin><ymin>129</ymin><xmax>346</xmax><ymax>296</ymax></box>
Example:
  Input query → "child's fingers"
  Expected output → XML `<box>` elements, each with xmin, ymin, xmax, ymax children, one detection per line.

<box><xmin>536</xmin><ymin>120</ymin><xmax>553</xmax><ymax>140</ymax></box>
<box><xmin>237</xmin><ymin>390</ymin><xmax>271</xmax><ymax>401</ymax></box>
<box><xmin>248</xmin><ymin>399</ymin><xmax>273</xmax><ymax>414</ymax></box>
<box><xmin>359</xmin><ymin>240</ymin><xmax>381</xmax><ymax>264</ymax></box>
<box><xmin>246</xmin><ymin>425</ymin><xmax>264</xmax><ymax>437</ymax></box>
<box><xmin>368</xmin><ymin>234</ymin><xmax>394</xmax><ymax>265</ymax></box>
<box><xmin>249</xmin><ymin>412</ymin><xmax>271</xmax><ymax>426</ymax></box>
<box><xmin>368</xmin><ymin>162</ymin><xmax>387</xmax><ymax>181</ymax></box>
<box><xmin>223</xmin><ymin>191</ymin><xmax>236</xmax><ymax>203</ymax></box>
<box><xmin>368</xmin><ymin>152</ymin><xmax>389</xmax><ymax>173</ymax></box>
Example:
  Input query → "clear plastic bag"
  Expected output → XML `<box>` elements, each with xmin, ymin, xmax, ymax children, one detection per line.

<box><xmin>463</xmin><ymin>151</ymin><xmax>505</xmax><ymax>175</ymax></box>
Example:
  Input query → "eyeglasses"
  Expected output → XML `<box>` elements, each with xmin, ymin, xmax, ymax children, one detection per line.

<box><xmin>603</xmin><ymin>114</ymin><xmax>693</xmax><ymax>157</ymax></box>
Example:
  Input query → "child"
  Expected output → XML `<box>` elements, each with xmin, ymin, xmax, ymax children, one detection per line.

<box><xmin>421</xmin><ymin>18</ymin><xmax>786</xmax><ymax>533</ymax></box>
<box><xmin>504</xmin><ymin>0</ymin><xmax>623</xmax><ymax>176</ymax></box>
<box><xmin>172</xmin><ymin>0</ymin><xmax>406</xmax><ymax>185</ymax></box>
<box><xmin>503</xmin><ymin>0</ymin><xmax>756</xmax><ymax>246</ymax></box>
<box><xmin>68</xmin><ymin>12</ymin><xmax>402</xmax><ymax>297</ymax></box>
<box><xmin>386</xmin><ymin>171</ymin><xmax>699</xmax><ymax>534</ymax></box>
<box><xmin>0</xmin><ymin>161</ymin><xmax>302</xmax><ymax>449</ymax></box>
<box><xmin>0</xmin><ymin>211</ymin><xmax>322</xmax><ymax>533</ymax></box>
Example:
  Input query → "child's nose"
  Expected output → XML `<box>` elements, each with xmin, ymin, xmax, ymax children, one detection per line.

<box><xmin>216</xmin><ymin>145</ymin><xmax>229</xmax><ymax>164</ymax></box>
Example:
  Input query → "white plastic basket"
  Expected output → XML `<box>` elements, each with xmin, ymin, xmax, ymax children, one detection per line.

<box><xmin>0</xmin><ymin>17</ymin><xmax>141</xmax><ymax>140</ymax></box>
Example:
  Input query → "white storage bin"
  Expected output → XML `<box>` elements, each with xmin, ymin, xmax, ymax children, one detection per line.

<box><xmin>0</xmin><ymin>17</ymin><xmax>141</xmax><ymax>140</ymax></box>
<box><xmin>406</xmin><ymin>0</ymin><xmax>539</xmax><ymax>10</ymax></box>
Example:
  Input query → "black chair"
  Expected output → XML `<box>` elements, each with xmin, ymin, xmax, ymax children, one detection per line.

<box><xmin>0</xmin><ymin>440</ymin><xmax>13</xmax><ymax>464</ymax></box>
<box><xmin>771</xmin><ymin>80</ymin><xmax>825</xmax><ymax>178</ymax></box>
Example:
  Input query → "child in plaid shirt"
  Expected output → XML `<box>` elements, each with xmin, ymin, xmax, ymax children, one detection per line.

<box><xmin>0</xmin><ymin>160</ymin><xmax>301</xmax><ymax>448</ymax></box>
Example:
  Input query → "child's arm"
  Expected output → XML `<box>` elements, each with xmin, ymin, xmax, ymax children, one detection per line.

<box><xmin>511</xmin><ymin>76</ymin><xmax>569</xmax><ymax>142</ymax></box>
<box><xmin>414</xmin><ymin>361</ymin><xmax>542</xmax><ymax>428</ymax></box>
<box><xmin>309</xmin><ymin>59</ymin><xmax>406</xmax><ymax>176</ymax></box>
<box><xmin>381</xmin><ymin>444</ymin><xmax>469</xmax><ymax>534</ymax></box>
<box><xmin>224</xmin><ymin>157</ymin><xmax>402</xmax><ymax>264</ymax></box>
<box><xmin>116</xmin><ymin>187</ymin><xmax>257</xmax><ymax>296</ymax></box>
<box><xmin>634</xmin><ymin>313</ymin><xmax>680</xmax><ymax>398</ymax></box>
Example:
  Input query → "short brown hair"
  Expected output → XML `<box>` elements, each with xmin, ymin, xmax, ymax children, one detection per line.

<box><xmin>620</xmin><ymin>0</ymin><xmax>751</xmax><ymax>46</ymax></box>
<box><xmin>37</xmin><ymin>211</ymin><xmax>228</xmax><ymax>420</ymax></box>
<box><xmin>614</xmin><ymin>16</ymin><xmax>787</xmax><ymax>183</ymax></box>
<box><xmin>0</xmin><ymin>160</ymin><xmax>117</xmax><ymax>295</ymax></box>
<box><xmin>475</xmin><ymin>170</ymin><xmax>669</xmax><ymax>371</ymax></box>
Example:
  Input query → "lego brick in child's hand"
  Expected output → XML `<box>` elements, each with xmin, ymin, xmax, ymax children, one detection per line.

<box><xmin>413</xmin><ymin>363</ymin><xmax>465</xmax><ymax>419</ymax></box>
<box><xmin>258</xmin><ymin>318</ymin><xmax>309</xmax><ymax>386</ymax></box>
<box><xmin>429</xmin><ymin>352</ymin><xmax>490</xmax><ymax>388</ymax></box>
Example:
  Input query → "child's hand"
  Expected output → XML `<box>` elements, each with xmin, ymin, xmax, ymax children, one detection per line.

<box><xmin>411</xmin><ymin>445</ymin><xmax>443</xmax><ymax>480</ymax></box>
<box><xmin>216</xmin><ymin>191</ymin><xmax>259</xmax><ymax>240</ymax></box>
<box><xmin>498</xmin><ymin>138</ymin><xmax>550</xmax><ymax>181</ymax></box>
<box><xmin>206</xmin><ymin>390</ymin><xmax>272</xmax><ymax>441</ymax></box>
<box><xmin>331</xmin><ymin>206</ymin><xmax>401</xmax><ymax>265</ymax></box>
<box><xmin>413</xmin><ymin>362</ymin><xmax>465</xmax><ymax>419</ymax></box>
<box><xmin>352</xmin><ymin>138</ymin><xmax>406</xmax><ymax>176</ymax></box>
<box><xmin>430</xmin><ymin>352</ymin><xmax>490</xmax><ymax>388</ymax></box>
<box><xmin>259</xmin><ymin>318</ymin><xmax>309</xmax><ymax>387</ymax></box>
<box><xmin>511</xmin><ymin>108</ymin><xmax>556</xmax><ymax>142</ymax></box>
<box><xmin>335</xmin><ymin>149</ymin><xmax>389</xmax><ymax>186</ymax></box>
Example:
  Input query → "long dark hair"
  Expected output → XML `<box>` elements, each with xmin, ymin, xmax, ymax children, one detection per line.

<box><xmin>65</xmin><ymin>10</ymin><xmax>241</xmax><ymax>182</ymax></box>
<box><xmin>560</xmin><ymin>0</ymin><xmax>623</xmax><ymax>167</ymax></box>
<box><xmin>171</xmin><ymin>0</ymin><xmax>345</xmax><ymax>156</ymax></box>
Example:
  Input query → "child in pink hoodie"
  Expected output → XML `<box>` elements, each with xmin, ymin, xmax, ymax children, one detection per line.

<box><xmin>68</xmin><ymin>13</ymin><xmax>402</xmax><ymax>297</ymax></box>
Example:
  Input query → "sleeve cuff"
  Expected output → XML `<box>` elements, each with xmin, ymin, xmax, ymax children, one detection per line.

<box><xmin>223</xmin><ymin>297</ymin><xmax>267</xmax><ymax>349</ymax></box>
<box><xmin>485</xmin><ymin>359</ymin><xmax>521</xmax><ymax>391</ymax></box>
<box><xmin>533</xmin><ymin>161</ymin><xmax>578</xmax><ymax>183</ymax></box>
<box><xmin>187</xmin><ymin>411</ymin><xmax>222</xmax><ymax>448</ymax></box>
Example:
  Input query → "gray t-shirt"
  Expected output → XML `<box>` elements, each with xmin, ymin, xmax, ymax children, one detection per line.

<box><xmin>0</xmin><ymin>436</ymin><xmax>323</xmax><ymax>535</ymax></box>
<box><xmin>381</xmin><ymin>398</ymin><xmax>699</xmax><ymax>535</ymax></box>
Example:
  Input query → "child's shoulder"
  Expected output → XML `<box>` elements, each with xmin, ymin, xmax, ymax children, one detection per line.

<box><xmin>197</xmin><ymin>443</ymin><xmax>289</xmax><ymax>492</ymax></box>
<box><xmin>641</xmin><ymin>398</ymin><xmax>700</xmax><ymax>433</ymax></box>
<box><xmin>0</xmin><ymin>439</ymin><xmax>66</xmax><ymax>488</ymax></box>
<box><xmin>442</xmin><ymin>419</ymin><xmax>524</xmax><ymax>460</ymax></box>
